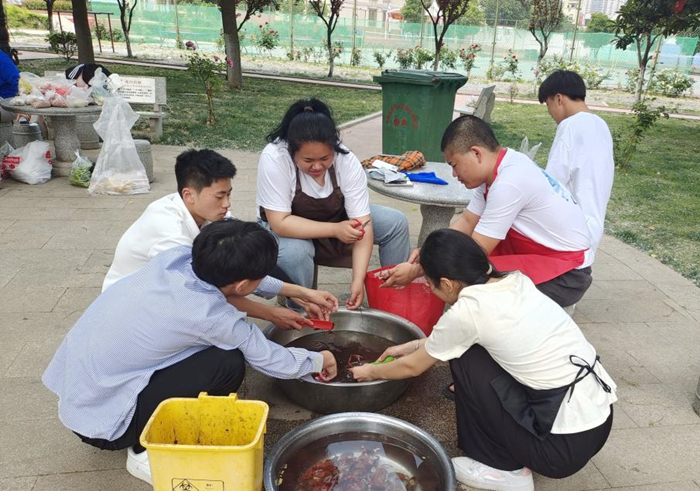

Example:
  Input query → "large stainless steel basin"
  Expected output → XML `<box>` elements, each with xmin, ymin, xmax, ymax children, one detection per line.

<box><xmin>266</xmin><ymin>308</ymin><xmax>425</xmax><ymax>414</ymax></box>
<box><xmin>264</xmin><ymin>412</ymin><xmax>457</xmax><ymax>491</ymax></box>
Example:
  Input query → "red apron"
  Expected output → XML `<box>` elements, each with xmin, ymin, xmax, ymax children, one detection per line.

<box><xmin>485</xmin><ymin>149</ymin><xmax>586</xmax><ymax>285</ymax></box>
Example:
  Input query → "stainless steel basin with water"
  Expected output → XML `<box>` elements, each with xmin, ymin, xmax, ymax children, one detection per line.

<box><xmin>263</xmin><ymin>412</ymin><xmax>457</xmax><ymax>491</ymax></box>
<box><xmin>266</xmin><ymin>308</ymin><xmax>425</xmax><ymax>414</ymax></box>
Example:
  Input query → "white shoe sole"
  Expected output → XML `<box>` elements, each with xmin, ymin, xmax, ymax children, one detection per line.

<box><xmin>126</xmin><ymin>457</ymin><xmax>153</xmax><ymax>485</ymax></box>
<box><xmin>454</xmin><ymin>467</ymin><xmax>534</xmax><ymax>491</ymax></box>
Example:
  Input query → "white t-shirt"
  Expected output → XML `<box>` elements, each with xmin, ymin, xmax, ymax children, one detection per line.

<box><xmin>425</xmin><ymin>272</ymin><xmax>617</xmax><ymax>434</ymax></box>
<box><xmin>256</xmin><ymin>141</ymin><xmax>371</xmax><ymax>220</ymax></box>
<box><xmin>546</xmin><ymin>112</ymin><xmax>614</xmax><ymax>263</ymax></box>
<box><xmin>467</xmin><ymin>149</ymin><xmax>593</xmax><ymax>268</ymax></box>
<box><xmin>103</xmin><ymin>193</ymin><xmax>199</xmax><ymax>291</ymax></box>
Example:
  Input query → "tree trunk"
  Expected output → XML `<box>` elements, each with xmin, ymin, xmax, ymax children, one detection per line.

<box><xmin>0</xmin><ymin>0</ymin><xmax>11</xmax><ymax>54</ymax></box>
<box><xmin>72</xmin><ymin>0</ymin><xmax>95</xmax><ymax>63</ymax></box>
<box><xmin>119</xmin><ymin>11</ymin><xmax>133</xmax><ymax>57</ymax></box>
<box><xmin>46</xmin><ymin>0</ymin><xmax>55</xmax><ymax>34</ymax></box>
<box><xmin>326</xmin><ymin>30</ymin><xmax>334</xmax><ymax>77</ymax></box>
<box><xmin>635</xmin><ymin>63</ymin><xmax>646</xmax><ymax>104</ymax></box>
<box><xmin>220</xmin><ymin>0</ymin><xmax>242</xmax><ymax>89</ymax></box>
<box><xmin>432</xmin><ymin>22</ymin><xmax>440</xmax><ymax>71</ymax></box>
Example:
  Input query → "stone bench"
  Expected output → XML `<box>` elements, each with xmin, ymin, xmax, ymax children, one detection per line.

<box><xmin>456</xmin><ymin>84</ymin><xmax>496</xmax><ymax>123</ymax></box>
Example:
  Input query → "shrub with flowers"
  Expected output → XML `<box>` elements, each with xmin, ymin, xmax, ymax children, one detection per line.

<box><xmin>253</xmin><ymin>22</ymin><xmax>279</xmax><ymax>54</ymax></box>
<box><xmin>185</xmin><ymin>40</ymin><xmax>197</xmax><ymax>51</ymax></box>
<box><xmin>440</xmin><ymin>48</ymin><xmax>458</xmax><ymax>70</ymax></box>
<box><xmin>187</xmin><ymin>51</ymin><xmax>226</xmax><ymax>125</ymax></box>
<box><xmin>395</xmin><ymin>48</ymin><xmax>415</xmax><ymax>69</ymax></box>
<box><xmin>322</xmin><ymin>39</ymin><xmax>344</xmax><ymax>60</ymax></box>
<box><xmin>414</xmin><ymin>46</ymin><xmax>434</xmax><ymax>69</ymax></box>
<box><xmin>502</xmin><ymin>49</ymin><xmax>519</xmax><ymax>80</ymax></box>
<box><xmin>458</xmin><ymin>44</ymin><xmax>482</xmax><ymax>78</ymax></box>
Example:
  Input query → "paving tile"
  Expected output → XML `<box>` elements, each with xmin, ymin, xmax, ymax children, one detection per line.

<box><xmin>534</xmin><ymin>462</ymin><xmax>610</xmax><ymax>491</ymax></box>
<box><xmin>577</xmin><ymin>293</ymin><xmax>688</xmax><ymax>324</ymax></box>
<box><xmin>0</xmin><ymin>234</ymin><xmax>52</xmax><ymax>249</ymax></box>
<box><xmin>69</xmin><ymin>208</ymin><xmax>144</xmax><ymax>222</ymax></box>
<box><xmin>590</xmin><ymin>263</ymin><xmax>646</xmax><ymax>282</ymax></box>
<box><xmin>582</xmin><ymin>281</ymin><xmax>661</xmax><ymax>300</ymax></box>
<box><xmin>0</xmin><ymin>286</ymin><xmax>66</xmax><ymax>313</ymax></box>
<box><xmin>0</xmin><ymin>249</ymin><xmax>90</xmax><ymax>270</ymax></box>
<box><xmin>4</xmin><ymin>220</ymin><xmax>113</xmax><ymax>235</ymax></box>
<box><xmin>0</xmin><ymin>197</ymin><xmax>128</xmax><ymax>209</ymax></box>
<box><xmin>0</xmin><ymin>207</ymin><xmax>77</xmax><ymax>220</ymax></box>
<box><xmin>52</xmin><ymin>287</ymin><xmax>101</xmax><ymax>313</ymax></box>
<box><xmin>627</xmin><ymin>345</ymin><xmax>700</xmax><ymax>388</ymax></box>
<box><xmin>0</xmin><ymin>311</ymin><xmax>79</xmax><ymax>337</ymax></box>
<box><xmin>611</xmin><ymin>405</ymin><xmax>639</xmax><ymax>430</ymax></box>
<box><xmin>7</xmin><ymin>268</ymin><xmax>105</xmax><ymax>289</ymax></box>
<box><xmin>580</xmin><ymin>320</ymin><xmax>700</xmax><ymax>351</ymax></box>
<box><xmin>79</xmin><ymin>250</ymin><xmax>114</xmax><ymax>275</ymax></box>
<box><xmin>653</xmin><ymin>282</ymin><xmax>700</xmax><ymax>323</ymax></box>
<box><xmin>4</xmin><ymin>330</ymin><xmax>66</xmax><ymax>378</ymax></box>
<box><xmin>0</xmin><ymin>378</ymin><xmax>60</xmax><ymax>423</ymax></box>
<box><xmin>593</xmin><ymin>425</ymin><xmax>700</xmax><ymax>487</ymax></box>
<box><xmin>0</xmin><ymin>418</ymin><xmax>124</xmax><ymax>479</ymax></box>
<box><xmin>0</xmin><ymin>477</ymin><xmax>37</xmax><ymax>491</ymax></box>
<box><xmin>615</xmin><ymin>383</ymin><xmax>699</xmax><ymax>428</ymax></box>
<box><xmin>43</xmin><ymin>234</ymin><xmax>119</xmax><ymax>250</ymax></box>
<box><xmin>241</xmin><ymin>369</ymin><xmax>315</xmax><ymax>421</ymax></box>
<box><xmin>596</xmin><ymin>350</ymin><xmax>661</xmax><ymax>387</ymax></box>
<box><xmin>0</xmin><ymin>219</ymin><xmax>16</xmax><ymax>233</ymax></box>
<box><xmin>0</xmin><ymin>265</ymin><xmax>20</xmax><ymax>288</ymax></box>
<box><xmin>32</xmin><ymin>469</ymin><xmax>151</xmax><ymax>491</ymax></box>
<box><xmin>0</xmin><ymin>336</ymin><xmax>25</xmax><ymax>377</ymax></box>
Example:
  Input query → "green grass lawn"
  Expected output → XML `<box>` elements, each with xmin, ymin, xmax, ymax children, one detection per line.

<box><xmin>17</xmin><ymin>59</ymin><xmax>700</xmax><ymax>286</ymax></box>
<box><xmin>19</xmin><ymin>59</ymin><xmax>383</xmax><ymax>151</ymax></box>
<box><xmin>491</xmin><ymin>103</ymin><xmax>700</xmax><ymax>286</ymax></box>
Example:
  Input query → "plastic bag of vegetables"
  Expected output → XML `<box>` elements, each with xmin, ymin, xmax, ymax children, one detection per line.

<box><xmin>69</xmin><ymin>151</ymin><xmax>93</xmax><ymax>188</ymax></box>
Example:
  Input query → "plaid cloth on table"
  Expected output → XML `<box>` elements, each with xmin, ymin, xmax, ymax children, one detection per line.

<box><xmin>360</xmin><ymin>150</ymin><xmax>426</xmax><ymax>172</ymax></box>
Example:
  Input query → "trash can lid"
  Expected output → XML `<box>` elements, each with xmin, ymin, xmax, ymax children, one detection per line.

<box><xmin>374</xmin><ymin>69</ymin><xmax>467</xmax><ymax>86</ymax></box>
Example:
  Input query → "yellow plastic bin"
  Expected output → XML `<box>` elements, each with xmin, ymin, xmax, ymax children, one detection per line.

<box><xmin>140</xmin><ymin>392</ymin><xmax>269</xmax><ymax>491</ymax></box>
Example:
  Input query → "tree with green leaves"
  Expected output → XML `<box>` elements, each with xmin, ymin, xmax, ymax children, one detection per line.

<box><xmin>587</xmin><ymin>12</ymin><xmax>615</xmax><ymax>32</ymax></box>
<box><xmin>115</xmin><ymin>0</ymin><xmax>138</xmax><ymax>57</ymax></box>
<box><xmin>518</xmin><ymin>0</ymin><xmax>562</xmax><ymax>89</ymax></box>
<box><xmin>482</xmin><ymin>0</ymin><xmax>529</xmax><ymax>24</ymax></box>
<box><xmin>220</xmin><ymin>0</ymin><xmax>280</xmax><ymax>90</ymax></box>
<box><xmin>456</xmin><ymin>2</ymin><xmax>486</xmax><ymax>25</ymax></box>
<box><xmin>308</xmin><ymin>0</ymin><xmax>345</xmax><ymax>77</ymax></box>
<box><xmin>401</xmin><ymin>0</ymin><xmax>423</xmax><ymax>23</ymax></box>
<box><xmin>614</xmin><ymin>0</ymin><xmax>700</xmax><ymax>102</ymax></box>
<box><xmin>420</xmin><ymin>0</ymin><xmax>472</xmax><ymax>70</ymax></box>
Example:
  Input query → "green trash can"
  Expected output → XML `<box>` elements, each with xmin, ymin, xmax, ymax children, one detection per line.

<box><xmin>374</xmin><ymin>70</ymin><xmax>467</xmax><ymax>162</ymax></box>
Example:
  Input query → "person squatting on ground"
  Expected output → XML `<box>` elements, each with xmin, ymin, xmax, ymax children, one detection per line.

<box><xmin>351</xmin><ymin>229</ymin><xmax>617</xmax><ymax>491</ymax></box>
<box><xmin>43</xmin><ymin>219</ymin><xmax>339</xmax><ymax>485</ymax></box>
<box><xmin>103</xmin><ymin>148</ymin><xmax>337</xmax><ymax>329</ymax></box>
<box><xmin>256</xmin><ymin>97</ymin><xmax>411</xmax><ymax>309</ymax></box>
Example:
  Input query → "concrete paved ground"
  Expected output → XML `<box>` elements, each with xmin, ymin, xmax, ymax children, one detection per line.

<box><xmin>1</xmin><ymin>115</ymin><xmax>699</xmax><ymax>491</ymax></box>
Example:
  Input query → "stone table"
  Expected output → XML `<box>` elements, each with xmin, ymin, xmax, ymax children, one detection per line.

<box><xmin>367</xmin><ymin>161</ymin><xmax>473</xmax><ymax>246</ymax></box>
<box><xmin>0</xmin><ymin>102</ymin><xmax>103</xmax><ymax>176</ymax></box>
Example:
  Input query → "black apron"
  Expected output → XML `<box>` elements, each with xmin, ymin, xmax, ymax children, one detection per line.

<box><xmin>260</xmin><ymin>164</ymin><xmax>352</xmax><ymax>265</ymax></box>
<box><xmin>490</xmin><ymin>355</ymin><xmax>612</xmax><ymax>440</ymax></box>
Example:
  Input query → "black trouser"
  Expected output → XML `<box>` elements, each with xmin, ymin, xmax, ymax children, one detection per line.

<box><xmin>76</xmin><ymin>347</ymin><xmax>246</xmax><ymax>453</ymax></box>
<box><xmin>270</xmin><ymin>266</ymin><xmax>293</xmax><ymax>284</ymax></box>
<box><xmin>536</xmin><ymin>267</ymin><xmax>593</xmax><ymax>308</ymax></box>
<box><xmin>450</xmin><ymin>345</ymin><xmax>613</xmax><ymax>479</ymax></box>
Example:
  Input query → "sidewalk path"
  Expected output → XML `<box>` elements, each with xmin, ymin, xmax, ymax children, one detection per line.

<box><xmin>0</xmin><ymin>117</ymin><xmax>699</xmax><ymax>490</ymax></box>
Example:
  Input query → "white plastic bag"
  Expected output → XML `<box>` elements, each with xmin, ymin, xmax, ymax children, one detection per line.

<box><xmin>8</xmin><ymin>141</ymin><xmax>53</xmax><ymax>185</ymax></box>
<box><xmin>88</xmin><ymin>96</ymin><xmax>149</xmax><ymax>195</ymax></box>
<box><xmin>520</xmin><ymin>136</ymin><xmax>543</xmax><ymax>161</ymax></box>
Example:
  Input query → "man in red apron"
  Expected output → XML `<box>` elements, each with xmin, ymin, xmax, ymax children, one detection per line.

<box><xmin>383</xmin><ymin>114</ymin><xmax>593</xmax><ymax>309</ymax></box>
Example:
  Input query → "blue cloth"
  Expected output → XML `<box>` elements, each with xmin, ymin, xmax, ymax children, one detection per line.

<box><xmin>42</xmin><ymin>246</ymin><xmax>323</xmax><ymax>441</ymax></box>
<box><xmin>0</xmin><ymin>51</ymin><xmax>19</xmax><ymax>99</ymax></box>
<box><xmin>403</xmin><ymin>171</ymin><xmax>449</xmax><ymax>185</ymax></box>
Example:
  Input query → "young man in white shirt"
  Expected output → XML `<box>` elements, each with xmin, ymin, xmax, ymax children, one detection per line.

<box><xmin>383</xmin><ymin>115</ymin><xmax>593</xmax><ymax>308</ymax></box>
<box><xmin>539</xmin><ymin>70</ymin><xmax>614</xmax><ymax>263</ymax></box>
<box><xmin>103</xmin><ymin>149</ymin><xmax>337</xmax><ymax>329</ymax></box>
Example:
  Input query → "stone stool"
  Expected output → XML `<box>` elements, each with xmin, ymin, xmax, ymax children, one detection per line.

<box><xmin>76</xmin><ymin>114</ymin><xmax>101</xmax><ymax>150</ymax></box>
<box><xmin>694</xmin><ymin>375</ymin><xmax>700</xmax><ymax>417</ymax></box>
<box><xmin>134</xmin><ymin>139</ymin><xmax>154</xmax><ymax>183</ymax></box>
<box><xmin>12</xmin><ymin>122</ymin><xmax>43</xmax><ymax>148</ymax></box>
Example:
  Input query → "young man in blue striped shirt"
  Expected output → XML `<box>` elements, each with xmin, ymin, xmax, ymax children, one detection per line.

<box><xmin>43</xmin><ymin>219</ymin><xmax>338</xmax><ymax>484</ymax></box>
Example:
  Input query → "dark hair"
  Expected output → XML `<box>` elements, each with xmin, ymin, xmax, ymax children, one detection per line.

<box><xmin>266</xmin><ymin>98</ymin><xmax>349</xmax><ymax>158</ymax></box>
<box><xmin>420</xmin><ymin>229</ymin><xmax>506</xmax><ymax>287</ymax></box>
<box><xmin>538</xmin><ymin>70</ymin><xmax>586</xmax><ymax>103</ymax></box>
<box><xmin>192</xmin><ymin>219</ymin><xmax>278</xmax><ymax>287</ymax></box>
<box><xmin>65</xmin><ymin>63</ymin><xmax>113</xmax><ymax>83</ymax></box>
<box><xmin>441</xmin><ymin>115</ymin><xmax>500</xmax><ymax>155</ymax></box>
<box><xmin>175</xmin><ymin>149</ymin><xmax>237</xmax><ymax>196</ymax></box>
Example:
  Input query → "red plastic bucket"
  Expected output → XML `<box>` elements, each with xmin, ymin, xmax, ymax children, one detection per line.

<box><xmin>364</xmin><ymin>266</ymin><xmax>446</xmax><ymax>336</ymax></box>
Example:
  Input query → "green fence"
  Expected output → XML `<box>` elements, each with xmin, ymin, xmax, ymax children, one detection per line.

<box><xmin>90</xmin><ymin>2</ymin><xmax>699</xmax><ymax>83</ymax></box>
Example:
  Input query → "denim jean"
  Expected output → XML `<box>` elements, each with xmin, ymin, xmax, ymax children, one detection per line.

<box><xmin>259</xmin><ymin>204</ymin><xmax>410</xmax><ymax>288</ymax></box>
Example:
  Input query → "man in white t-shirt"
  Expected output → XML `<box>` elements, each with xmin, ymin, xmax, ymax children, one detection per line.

<box><xmin>539</xmin><ymin>70</ymin><xmax>614</xmax><ymax>263</ymax></box>
<box><xmin>382</xmin><ymin>115</ymin><xmax>593</xmax><ymax>309</ymax></box>
<box><xmin>103</xmin><ymin>149</ymin><xmax>338</xmax><ymax>329</ymax></box>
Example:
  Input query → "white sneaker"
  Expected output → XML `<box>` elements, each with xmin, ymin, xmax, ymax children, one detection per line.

<box><xmin>126</xmin><ymin>447</ymin><xmax>153</xmax><ymax>485</ymax></box>
<box><xmin>452</xmin><ymin>456</ymin><xmax>534</xmax><ymax>491</ymax></box>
